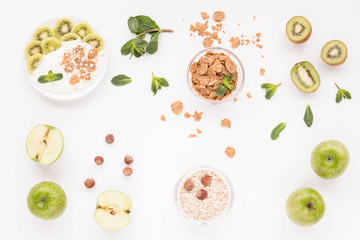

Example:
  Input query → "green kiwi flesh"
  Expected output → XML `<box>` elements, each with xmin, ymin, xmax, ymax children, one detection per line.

<box><xmin>41</xmin><ymin>37</ymin><xmax>62</xmax><ymax>54</ymax></box>
<box><xmin>82</xmin><ymin>33</ymin><xmax>105</xmax><ymax>51</ymax></box>
<box><xmin>54</xmin><ymin>18</ymin><xmax>74</xmax><ymax>39</ymax></box>
<box><xmin>25</xmin><ymin>41</ymin><xmax>42</xmax><ymax>59</ymax></box>
<box><xmin>321</xmin><ymin>40</ymin><xmax>347</xmax><ymax>65</ymax></box>
<box><xmin>61</xmin><ymin>33</ymin><xmax>79</xmax><ymax>42</ymax></box>
<box><xmin>286</xmin><ymin>16</ymin><xmax>312</xmax><ymax>43</ymax></box>
<box><xmin>26</xmin><ymin>53</ymin><xmax>43</xmax><ymax>74</ymax></box>
<box><xmin>33</xmin><ymin>26</ymin><xmax>55</xmax><ymax>41</ymax></box>
<box><xmin>71</xmin><ymin>23</ymin><xmax>93</xmax><ymax>39</ymax></box>
<box><xmin>290</xmin><ymin>61</ymin><xmax>320</xmax><ymax>93</ymax></box>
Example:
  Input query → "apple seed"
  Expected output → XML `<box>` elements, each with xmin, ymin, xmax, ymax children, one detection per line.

<box><xmin>196</xmin><ymin>189</ymin><xmax>208</xmax><ymax>200</ymax></box>
<box><xmin>95</xmin><ymin>156</ymin><xmax>104</xmax><ymax>165</ymax></box>
<box><xmin>105</xmin><ymin>134</ymin><xmax>114</xmax><ymax>144</ymax></box>
<box><xmin>123</xmin><ymin>167</ymin><xmax>133</xmax><ymax>176</ymax></box>
<box><xmin>184</xmin><ymin>180</ymin><xmax>194</xmax><ymax>191</ymax></box>
<box><xmin>84</xmin><ymin>178</ymin><xmax>95</xmax><ymax>188</ymax></box>
<box><xmin>201</xmin><ymin>175</ymin><xmax>212</xmax><ymax>186</ymax></box>
<box><xmin>124</xmin><ymin>155</ymin><xmax>134</xmax><ymax>164</ymax></box>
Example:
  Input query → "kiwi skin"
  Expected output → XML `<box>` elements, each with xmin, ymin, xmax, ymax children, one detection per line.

<box><xmin>291</xmin><ymin>28</ymin><xmax>312</xmax><ymax>44</ymax></box>
<box><xmin>321</xmin><ymin>40</ymin><xmax>348</xmax><ymax>65</ymax></box>
<box><xmin>25</xmin><ymin>41</ymin><xmax>42</xmax><ymax>59</ymax></box>
<box><xmin>60</xmin><ymin>33</ymin><xmax>79</xmax><ymax>42</ymax></box>
<box><xmin>82</xmin><ymin>33</ymin><xmax>105</xmax><ymax>51</ymax></box>
<box><xmin>26</xmin><ymin>53</ymin><xmax>43</xmax><ymax>74</ymax></box>
<box><xmin>286</xmin><ymin>16</ymin><xmax>312</xmax><ymax>44</ymax></box>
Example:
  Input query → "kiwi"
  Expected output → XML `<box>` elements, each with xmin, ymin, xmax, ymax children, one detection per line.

<box><xmin>24</xmin><ymin>41</ymin><xmax>42</xmax><ymax>59</ymax></box>
<box><xmin>71</xmin><ymin>23</ymin><xmax>93</xmax><ymax>39</ymax></box>
<box><xmin>290</xmin><ymin>61</ymin><xmax>320</xmax><ymax>93</ymax></box>
<box><xmin>321</xmin><ymin>40</ymin><xmax>347</xmax><ymax>65</ymax></box>
<box><xmin>82</xmin><ymin>33</ymin><xmax>105</xmax><ymax>51</ymax></box>
<box><xmin>286</xmin><ymin>16</ymin><xmax>312</xmax><ymax>43</ymax></box>
<box><xmin>54</xmin><ymin>18</ymin><xmax>74</xmax><ymax>39</ymax></box>
<box><xmin>26</xmin><ymin>53</ymin><xmax>43</xmax><ymax>74</ymax></box>
<box><xmin>33</xmin><ymin>26</ymin><xmax>55</xmax><ymax>41</ymax></box>
<box><xmin>41</xmin><ymin>37</ymin><xmax>62</xmax><ymax>54</ymax></box>
<box><xmin>61</xmin><ymin>33</ymin><xmax>79</xmax><ymax>42</ymax></box>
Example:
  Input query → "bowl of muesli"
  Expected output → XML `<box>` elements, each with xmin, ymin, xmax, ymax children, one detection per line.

<box><xmin>174</xmin><ymin>167</ymin><xmax>234</xmax><ymax>225</ymax></box>
<box><xmin>187</xmin><ymin>47</ymin><xmax>245</xmax><ymax>104</ymax></box>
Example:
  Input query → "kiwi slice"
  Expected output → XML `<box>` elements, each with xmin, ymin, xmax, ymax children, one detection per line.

<box><xmin>321</xmin><ymin>40</ymin><xmax>347</xmax><ymax>65</ymax></box>
<box><xmin>82</xmin><ymin>33</ymin><xmax>105</xmax><ymax>51</ymax></box>
<box><xmin>26</xmin><ymin>53</ymin><xmax>43</xmax><ymax>74</ymax></box>
<box><xmin>71</xmin><ymin>23</ymin><xmax>93</xmax><ymax>39</ymax></box>
<box><xmin>33</xmin><ymin>26</ymin><xmax>55</xmax><ymax>41</ymax></box>
<box><xmin>54</xmin><ymin>18</ymin><xmax>74</xmax><ymax>39</ymax></box>
<box><xmin>24</xmin><ymin>41</ymin><xmax>42</xmax><ymax>59</ymax></box>
<box><xmin>41</xmin><ymin>37</ymin><xmax>62</xmax><ymax>54</ymax></box>
<box><xmin>286</xmin><ymin>16</ymin><xmax>312</xmax><ymax>43</ymax></box>
<box><xmin>290</xmin><ymin>61</ymin><xmax>320</xmax><ymax>93</ymax></box>
<box><xmin>61</xmin><ymin>33</ymin><xmax>79</xmax><ymax>42</ymax></box>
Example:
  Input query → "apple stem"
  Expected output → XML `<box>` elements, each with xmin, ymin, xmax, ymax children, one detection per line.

<box><xmin>307</xmin><ymin>203</ymin><xmax>317</xmax><ymax>211</ymax></box>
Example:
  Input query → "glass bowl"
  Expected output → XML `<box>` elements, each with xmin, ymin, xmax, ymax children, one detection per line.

<box><xmin>174</xmin><ymin>166</ymin><xmax>234</xmax><ymax>225</ymax></box>
<box><xmin>186</xmin><ymin>47</ymin><xmax>245</xmax><ymax>105</ymax></box>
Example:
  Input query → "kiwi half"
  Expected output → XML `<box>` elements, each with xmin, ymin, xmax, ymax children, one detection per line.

<box><xmin>291</xmin><ymin>61</ymin><xmax>320</xmax><ymax>93</ymax></box>
<box><xmin>72</xmin><ymin>23</ymin><xmax>93</xmax><ymax>39</ymax></box>
<box><xmin>24</xmin><ymin>41</ymin><xmax>42</xmax><ymax>59</ymax></box>
<box><xmin>321</xmin><ymin>40</ymin><xmax>347</xmax><ymax>65</ymax></box>
<box><xmin>33</xmin><ymin>26</ymin><xmax>55</xmax><ymax>41</ymax></box>
<box><xmin>286</xmin><ymin>16</ymin><xmax>312</xmax><ymax>43</ymax></box>
<box><xmin>54</xmin><ymin>18</ymin><xmax>74</xmax><ymax>39</ymax></box>
<box><xmin>41</xmin><ymin>37</ymin><xmax>62</xmax><ymax>54</ymax></box>
<box><xmin>26</xmin><ymin>53</ymin><xmax>43</xmax><ymax>74</ymax></box>
<box><xmin>61</xmin><ymin>33</ymin><xmax>79</xmax><ymax>42</ymax></box>
<box><xmin>82</xmin><ymin>33</ymin><xmax>104</xmax><ymax>51</ymax></box>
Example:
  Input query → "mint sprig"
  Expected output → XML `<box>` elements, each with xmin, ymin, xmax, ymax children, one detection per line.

<box><xmin>261</xmin><ymin>83</ymin><xmax>281</xmax><ymax>100</ymax></box>
<box><xmin>151</xmin><ymin>72</ymin><xmax>169</xmax><ymax>95</ymax></box>
<box><xmin>335</xmin><ymin>83</ymin><xmax>352</xmax><ymax>103</ymax></box>
<box><xmin>216</xmin><ymin>74</ymin><xmax>235</xmax><ymax>97</ymax></box>
<box><xmin>38</xmin><ymin>70</ymin><xmax>63</xmax><ymax>84</ymax></box>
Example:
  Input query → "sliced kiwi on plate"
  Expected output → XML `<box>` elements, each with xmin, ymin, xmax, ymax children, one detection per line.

<box><xmin>26</xmin><ymin>53</ymin><xmax>43</xmax><ymax>74</ymax></box>
<box><xmin>61</xmin><ymin>32</ymin><xmax>79</xmax><ymax>42</ymax></box>
<box><xmin>291</xmin><ymin>61</ymin><xmax>320</xmax><ymax>93</ymax></box>
<box><xmin>286</xmin><ymin>16</ymin><xmax>312</xmax><ymax>43</ymax></box>
<box><xmin>24</xmin><ymin>41</ymin><xmax>42</xmax><ymax>59</ymax></box>
<box><xmin>321</xmin><ymin>40</ymin><xmax>347</xmax><ymax>65</ymax></box>
<box><xmin>72</xmin><ymin>23</ymin><xmax>93</xmax><ymax>39</ymax></box>
<box><xmin>54</xmin><ymin>18</ymin><xmax>74</xmax><ymax>39</ymax></box>
<box><xmin>41</xmin><ymin>37</ymin><xmax>62</xmax><ymax>54</ymax></box>
<box><xmin>33</xmin><ymin>26</ymin><xmax>55</xmax><ymax>41</ymax></box>
<box><xmin>82</xmin><ymin>33</ymin><xmax>104</xmax><ymax>51</ymax></box>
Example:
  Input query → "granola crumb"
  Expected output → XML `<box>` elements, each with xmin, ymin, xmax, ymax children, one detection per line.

<box><xmin>247</xmin><ymin>92</ymin><xmax>252</xmax><ymax>98</ymax></box>
<box><xmin>193</xmin><ymin>111</ymin><xmax>203</xmax><ymax>122</ymax></box>
<box><xmin>256</xmin><ymin>43</ymin><xmax>263</xmax><ymax>49</ymax></box>
<box><xmin>259</xmin><ymin>68</ymin><xmax>266</xmax><ymax>76</ymax></box>
<box><xmin>171</xmin><ymin>101</ymin><xmax>184</xmax><ymax>115</ymax></box>
<box><xmin>253</xmin><ymin>16</ymin><xmax>256</xmax><ymax>20</ymax></box>
<box><xmin>184</xmin><ymin>112</ymin><xmax>192</xmax><ymax>118</ymax></box>
<box><xmin>201</xmin><ymin>12</ymin><xmax>210</xmax><ymax>20</ymax></box>
<box><xmin>189</xmin><ymin>134</ymin><xmax>197</xmax><ymax>138</ymax></box>
<box><xmin>229</xmin><ymin>36</ymin><xmax>240</xmax><ymax>48</ymax></box>
<box><xmin>225</xmin><ymin>147</ymin><xmax>235</xmax><ymax>158</ymax></box>
<box><xmin>213</xmin><ymin>11</ymin><xmax>225</xmax><ymax>22</ymax></box>
<box><xmin>233</xmin><ymin>97</ymin><xmax>238</xmax><ymax>102</ymax></box>
<box><xmin>160</xmin><ymin>115</ymin><xmax>166</xmax><ymax>121</ymax></box>
<box><xmin>196</xmin><ymin>129</ymin><xmax>202</xmax><ymax>134</ymax></box>
<box><xmin>221</xmin><ymin>119</ymin><xmax>231</xmax><ymax>128</ymax></box>
<box><xmin>261</xmin><ymin>55</ymin><xmax>264</xmax><ymax>58</ymax></box>
<box><xmin>203</xmin><ymin>37</ymin><xmax>214</xmax><ymax>48</ymax></box>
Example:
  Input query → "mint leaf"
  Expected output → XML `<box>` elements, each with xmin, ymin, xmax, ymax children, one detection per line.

<box><xmin>271</xmin><ymin>122</ymin><xmax>287</xmax><ymax>140</ymax></box>
<box><xmin>121</xmin><ymin>39</ymin><xmax>134</xmax><ymax>55</ymax></box>
<box><xmin>128</xmin><ymin>17</ymin><xmax>141</xmax><ymax>34</ymax></box>
<box><xmin>38</xmin><ymin>70</ymin><xmax>63</xmax><ymax>84</ymax></box>
<box><xmin>303</xmin><ymin>105</ymin><xmax>313</xmax><ymax>127</ymax></box>
<box><xmin>151</xmin><ymin>72</ymin><xmax>169</xmax><ymax>95</ymax></box>
<box><xmin>265</xmin><ymin>88</ymin><xmax>276</xmax><ymax>100</ymax></box>
<box><xmin>342</xmin><ymin>89</ymin><xmax>352</xmax><ymax>99</ymax></box>
<box><xmin>261</xmin><ymin>82</ymin><xmax>281</xmax><ymax>100</ymax></box>
<box><xmin>335</xmin><ymin>84</ymin><xmax>352</xmax><ymax>103</ymax></box>
<box><xmin>146</xmin><ymin>32</ymin><xmax>160</xmax><ymax>54</ymax></box>
<box><xmin>216</xmin><ymin>85</ymin><xmax>227</xmax><ymax>97</ymax></box>
<box><xmin>53</xmin><ymin>73</ymin><xmax>63</xmax><ymax>81</ymax></box>
<box><xmin>135</xmin><ymin>15</ymin><xmax>160</xmax><ymax>32</ymax></box>
<box><xmin>111</xmin><ymin>75</ymin><xmax>132</xmax><ymax>86</ymax></box>
<box><xmin>38</xmin><ymin>75</ymin><xmax>49</xmax><ymax>83</ymax></box>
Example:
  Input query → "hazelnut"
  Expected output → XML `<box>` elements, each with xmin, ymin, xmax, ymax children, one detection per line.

<box><xmin>123</xmin><ymin>167</ymin><xmax>133</xmax><ymax>176</ymax></box>
<box><xmin>105</xmin><ymin>134</ymin><xmax>114</xmax><ymax>144</ymax></box>
<box><xmin>84</xmin><ymin>178</ymin><xmax>95</xmax><ymax>188</ymax></box>
<box><xmin>94</xmin><ymin>156</ymin><xmax>104</xmax><ymax>165</ymax></box>
<box><xmin>184</xmin><ymin>180</ymin><xmax>194</xmax><ymax>191</ymax></box>
<box><xmin>196</xmin><ymin>189</ymin><xmax>208</xmax><ymax>200</ymax></box>
<box><xmin>124</xmin><ymin>155</ymin><xmax>134</xmax><ymax>164</ymax></box>
<box><xmin>201</xmin><ymin>175</ymin><xmax>212</xmax><ymax>186</ymax></box>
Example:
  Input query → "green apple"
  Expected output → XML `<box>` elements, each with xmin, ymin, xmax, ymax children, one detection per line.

<box><xmin>27</xmin><ymin>181</ymin><xmax>67</xmax><ymax>220</ymax></box>
<box><xmin>95</xmin><ymin>191</ymin><xmax>132</xmax><ymax>231</ymax></box>
<box><xmin>311</xmin><ymin>140</ymin><xmax>349</xmax><ymax>179</ymax></box>
<box><xmin>286</xmin><ymin>187</ymin><xmax>325</xmax><ymax>226</ymax></box>
<box><xmin>26</xmin><ymin>124</ymin><xmax>64</xmax><ymax>165</ymax></box>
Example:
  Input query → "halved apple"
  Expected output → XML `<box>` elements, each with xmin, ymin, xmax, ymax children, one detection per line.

<box><xmin>95</xmin><ymin>191</ymin><xmax>132</xmax><ymax>231</ymax></box>
<box><xmin>26</xmin><ymin>124</ymin><xmax>64</xmax><ymax>165</ymax></box>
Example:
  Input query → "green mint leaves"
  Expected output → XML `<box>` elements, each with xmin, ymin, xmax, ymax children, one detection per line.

<box><xmin>261</xmin><ymin>83</ymin><xmax>281</xmax><ymax>100</ymax></box>
<box><xmin>151</xmin><ymin>72</ymin><xmax>169</xmax><ymax>95</ymax></box>
<box><xmin>303</xmin><ymin>105</ymin><xmax>313</xmax><ymax>127</ymax></box>
<box><xmin>38</xmin><ymin>70</ymin><xmax>63</xmax><ymax>84</ymax></box>
<box><xmin>271</xmin><ymin>122</ymin><xmax>286</xmax><ymax>140</ymax></box>
<box><xmin>111</xmin><ymin>75</ymin><xmax>132</xmax><ymax>86</ymax></box>
<box><xmin>121</xmin><ymin>15</ymin><xmax>173</xmax><ymax>59</ymax></box>
<box><xmin>335</xmin><ymin>83</ymin><xmax>352</xmax><ymax>103</ymax></box>
<box><xmin>216</xmin><ymin>74</ymin><xmax>235</xmax><ymax>97</ymax></box>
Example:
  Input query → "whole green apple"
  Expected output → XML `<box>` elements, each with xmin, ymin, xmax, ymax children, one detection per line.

<box><xmin>27</xmin><ymin>181</ymin><xmax>67</xmax><ymax>220</ymax></box>
<box><xmin>311</xmin><ymin>140</ymin><xmax>349</xmax><ymax>179</ymax></box>
<box><xmin>286</xmin><ymin>187</ymin><xmax>325</xmax><ymax>226</ymax></box>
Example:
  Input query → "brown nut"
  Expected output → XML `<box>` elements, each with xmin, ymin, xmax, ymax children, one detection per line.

<box><xmin>201</xmin><ymin>175</ymin><xmax>212</xmax><ymax>186</ymax></box>
<box><xmin>123</xmin><ymin>167</ymin><xmax>133</xmax><ymax>176</ymax></box>
<box><xmin>105</xmin><ymin>134</ymin><xmax>114</xmax><ymax>144</ymax></box>
<box><xmin>196</xmin><ymin>189</ymin><xmax>208</xmax><ymax>200</ymax></box>
<box><xmin>84</xmin><ymin>178</ymin><xmax>95</xmax><ymax>188</ymax></box>
<box><xmin>184</xmin><ymin>180</ymin><xmax>194</xmax><ymax>191</ymax></box>
<box><xmin>124</xmin><ymin>155</ymin><xmax>134</xmax><ymax>164</ymax></box>
<box><xmin>94</xmin><ymin>156</ymin><xmax>104</xmax><ymax>165</ymax></box>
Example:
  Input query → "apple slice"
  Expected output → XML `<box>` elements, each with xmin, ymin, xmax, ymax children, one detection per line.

<box><xmin>26</xmin><ymin>124</ymin><xmax>64</xmax><ymax>165</ymax></box>
<box><xmin>95</xmin><ymin>191</ymin><xmax>132</xmax><ymax>231</ymax></box>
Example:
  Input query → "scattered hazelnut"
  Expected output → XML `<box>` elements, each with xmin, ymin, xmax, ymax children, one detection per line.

<box><xmin>196</xmin><ymin>189</ymin><xmax>208</xmax><ymax>200</ymax></box>
<box><xmin>123</xmin><ymin>167</ymin><xmax>133</xmax><ymax>176</ymax></box>
<box><xmin>95</xmin><ymin>156</ymin><xmax>104</xmax><ymax>165</ymax></box>
<box><xmin>124</xmin><ymin>155</ymin><xmax>134</xmax><ymax>164</ymax></box>
<box><xmin>184</xmin><ymin>180</ymin><xmax>194</xmax><ymax>191</ymax></box>
<box><xmin>84</xmin><ymin>178</ymin><xmax>95</xmax><ymax>188</ymax></box>
<box><xmin>201</xmin><ymin>175</ymin><xmax>212</xmax><ymax>186</ymax></box>
<box><xmin>105</xmin><ymin>134</ymin><xmax>114</xmax><ymax>144</ymax></box>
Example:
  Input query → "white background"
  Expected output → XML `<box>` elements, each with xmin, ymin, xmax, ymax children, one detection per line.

<box><xmin>0</xmin><ymin>0</ymin><xmax>359</xmax><ymax>239</ymax></box>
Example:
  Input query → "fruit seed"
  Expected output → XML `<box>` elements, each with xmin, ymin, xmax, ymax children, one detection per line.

<box><xmin>196</xmin><ymin>189</ymin><xmax>208</xmax><ymax>200</ymax></box>
<box><xmin>123</xmin><ymin>167</ymin><xmax>133</xmax><ymax>176</ymax></box>
<box><xmin>184</xmin><ymin>179</ymin><xmax>194</xmax><ymax>191</ymax></box>
<box><xmin>105</xmin><ymin>134</ymin><xmax>114</xmax><ymax>144</ymax></box>
<box><xmin>94</xmin><ymin>156</ymin><xmax>104</xmax><ymax>165</ymax></box>
<box><xmin>84</xmin><ymin>178</ymin><xmax>95</xmax><ymax>188</ymax></box>
<box><xmin>124</xmin><ymin>155</ymin><xmax>134</xmax><ymax>164</ymax></box>
<box><xmin>201</xmin><ymin>175</ymin><xmax>212</xmax><ymax>186</ymax></box>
